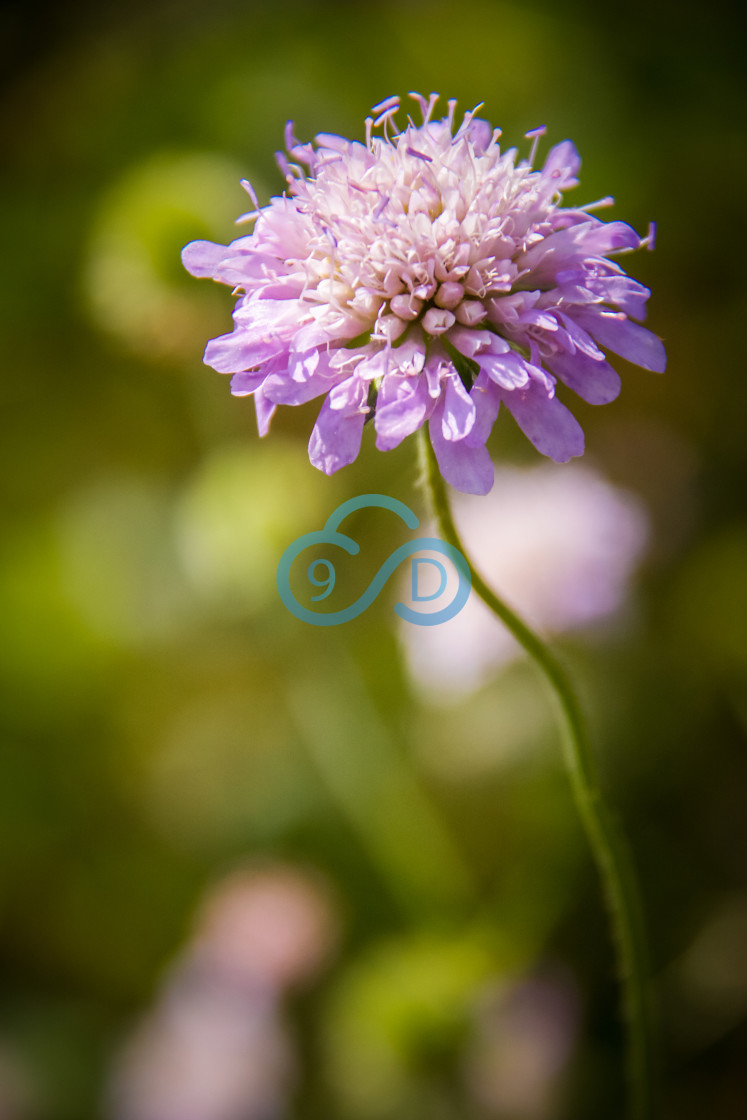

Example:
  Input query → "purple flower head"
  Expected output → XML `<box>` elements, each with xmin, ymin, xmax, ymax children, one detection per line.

<box><xmin>183</xmin><ymin>95</ymin><xmax>665</xmax><ymax>494</ymax></box>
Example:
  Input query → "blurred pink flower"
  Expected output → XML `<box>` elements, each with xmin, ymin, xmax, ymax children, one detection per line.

<box><xmin>402</xmin><ymin>463</ymin><xmax>649</xmax><ymax>696</ymax></box>
<box><xmin>465</xmin><ymin>969</ymin><xmax>581</xmax><ymax>1119</ymax></box>
<box><xmin>183</xmin><ymin>94</ymin><xmax>664</xmax><ymax>494</ymax></box>
<box><xmin>108</xmin><ymin>866</ymin><xmax>337</xmax><ymax>1120</ymax></box>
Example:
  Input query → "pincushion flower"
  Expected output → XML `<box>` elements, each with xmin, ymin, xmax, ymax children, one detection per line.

<box><xmin>182</xmin><ymin>94</ymin><xmax>665</xmax><ymax>494</ymax></box>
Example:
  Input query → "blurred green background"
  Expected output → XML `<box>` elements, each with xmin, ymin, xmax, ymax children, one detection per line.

<box><xmin>1</xmin><ymin>0</ymin><xmax>746</xmax><ymax>1116</ymax></box>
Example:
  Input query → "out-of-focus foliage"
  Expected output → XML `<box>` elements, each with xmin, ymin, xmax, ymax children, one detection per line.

<box><xmin>1</xmin><ymin>1</ymin><xmax>746</xmax><ymax>1117</ymax></box>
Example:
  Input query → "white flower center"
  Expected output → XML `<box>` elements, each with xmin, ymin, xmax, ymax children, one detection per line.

<box><xmin>283</xmin><ymin>110</ymin><xmax>555</xmax><ymax>346</ymax></box>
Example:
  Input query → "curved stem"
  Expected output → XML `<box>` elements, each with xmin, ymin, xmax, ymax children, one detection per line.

<box><xmin>419</xmin><ymin>431</ymin><xmax>655</xmax><ymax>1120</ymax></box>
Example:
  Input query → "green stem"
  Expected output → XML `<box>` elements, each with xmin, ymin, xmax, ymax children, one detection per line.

<box><xmin>419</xmin><ymin>430</ymin><xmax>655</xmax><ymax>1120</ymax></box>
